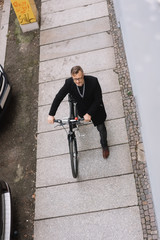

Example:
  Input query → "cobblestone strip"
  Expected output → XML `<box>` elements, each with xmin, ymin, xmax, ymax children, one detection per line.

<box><xmin>106</xmin><ymin>0</ymin><xmax>159</xmax><ymax>239</ymax></box>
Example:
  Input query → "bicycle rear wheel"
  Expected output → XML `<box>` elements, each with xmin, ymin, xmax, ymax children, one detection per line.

<box><xmin>69</xmin><ymin>136</ymin><xmax>78</xmax><ymax>178</ymax></box>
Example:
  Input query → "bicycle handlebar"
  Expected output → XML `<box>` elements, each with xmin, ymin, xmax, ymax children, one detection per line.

<box><xmin>54</xmin><ymin>117</ymin><xmax>84</xmax><ymax>125</ymax></box>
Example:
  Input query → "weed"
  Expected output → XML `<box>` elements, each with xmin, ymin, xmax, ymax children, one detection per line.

<box><xmin>14</xmin><ymin>19</ymin><xmax>35</xmax><ymax>44</ymax></box>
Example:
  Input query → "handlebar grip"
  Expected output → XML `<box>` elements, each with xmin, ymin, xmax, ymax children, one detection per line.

<box><xmin>54</xmin><ymin>119</ymin><xmax>62</xmax><ymax>123</ymax></box>
<box><xmin>79</xmin><ymin>117</ymin><xmax>84</xmax><ymax>121</ymax></box>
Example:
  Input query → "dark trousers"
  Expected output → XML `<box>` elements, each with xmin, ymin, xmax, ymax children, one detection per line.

<box><xmin>96</xmin><ymin>122</ymin><xmax>108</xmax><ymax>149</ymax></box>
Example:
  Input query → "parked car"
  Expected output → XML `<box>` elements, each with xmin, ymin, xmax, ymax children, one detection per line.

<box><xmin>0</xmin><ymin>180</ymin><xmax>12</xmax><ymax>240</ymax></box>
<box><xmin>0</xmin><ymin>65</ymin><xmax>11</xmax><ymax>122</ymax></box>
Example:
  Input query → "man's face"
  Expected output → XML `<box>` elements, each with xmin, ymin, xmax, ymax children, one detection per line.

<box><xmin>72</xmin><ymin>71</ymin><xmax>84</xmax><ymax>87</ymax></box>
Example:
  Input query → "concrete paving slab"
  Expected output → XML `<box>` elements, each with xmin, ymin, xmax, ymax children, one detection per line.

<box><xmin>0</xmin><ymin>24</ymin><xmax>9</xmax><ymax>65</ymax></box>
<box><xmin>36</xmin><ymin>144</ymin><xmax>133</xmax><ymax>187</ymax></box>
<box><xmin>38</xmin><ymin>92</ymin><xmax>124</xmax><ymax>133</ymax></box>
<box><xmin>40</xmin><ymin>32</ymin><xmax>113</xmax><ymax>61</ymax></box>
<box><xmin>103</xmin><ymin>91</ymin><xmax>124</xmax><ymax>120</ymax></box>
<box><xmin>42</xmin><ymin>0</ymin><xmax>106</xmax><ymax>15</ymax></box>
<box><xmin>41</xmin><ymin>2</ymin><xmax>108</xmax><ymax>30</ymax></box>
<box><xmin>38</xmin><ymin>102</ymin><xmax>69</xmax><ymax>133</ymax></box>
<box><xmin>35</xmin><ymin>174</ymin><xmax>137</xmax><ymax>219</ymax></box>
<box><xmin>34</xmin><ymin>206</ymin><xmax>143</xmax><ymax>240</ymax></box>
<box><xmin>38</xmin><ymin>69</ymin><xmax>119</xmax><ymax>106</ymax></box>
<box><xmin>39</xmin><ymin>49</ymin><xmax>116</xmax><ymax>83</ymax></box>
<box><xmin>38</xmin><ymin>80</ymin><xmax>64</xmax><ymax>106</ymax></box>
<box><xmin>0</xmin><ymin>9</ymin><xmax>2</xmax><ymax>27</ymax></box>
<box><xmin>40</xmin><ymin>17</ymin><xmax>110</xmax><ymax>46</ymax></box>
<box><xmin>0</xmin><ymin>0</ymin><xmax>11</xmax><ymax>67</ymax></box>
<box><xmin>1</xmin><ymin>0</ymin><xmax>10</xmax><ymax>25</ymax></box>
<box><xmin>37</xmin><ymin>118</ymin><xmax>128</xmax><ymax>159</ymax></box>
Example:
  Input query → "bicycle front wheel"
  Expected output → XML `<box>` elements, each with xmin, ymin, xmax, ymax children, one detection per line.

<box><xmin>69</xmin><ymin>136</ymin><xmax>78</xmax><ymax>178</ymax></box>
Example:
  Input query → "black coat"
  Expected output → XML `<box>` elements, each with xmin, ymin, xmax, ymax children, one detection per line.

<box><xmin>49</xmin><ymin>75</ymin><xmax>107</xmax><ymax>126</ymax></box>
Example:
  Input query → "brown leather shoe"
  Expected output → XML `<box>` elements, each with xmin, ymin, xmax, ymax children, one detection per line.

<box><xmin>102</xmin><ymin>147</ymin><xmax>109</xmax><ymax>159</ymax></box>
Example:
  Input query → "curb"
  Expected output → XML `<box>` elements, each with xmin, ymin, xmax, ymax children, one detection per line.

<box><xmin>0</xmin><ymin>0</ymin><xmax>11</xmax><ymax>67</ymax></box>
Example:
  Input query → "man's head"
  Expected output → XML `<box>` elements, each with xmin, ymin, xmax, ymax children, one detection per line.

<box><xmin>71</xmin><ymin>66</ymin><xmax>84</xmax><ymax>87</ymax></box>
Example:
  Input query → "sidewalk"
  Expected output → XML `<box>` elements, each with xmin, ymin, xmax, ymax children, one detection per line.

<box><xmin>34</xmin><ymin>0</ymin><xmax>144</xmax><ymax>239</ymax></box>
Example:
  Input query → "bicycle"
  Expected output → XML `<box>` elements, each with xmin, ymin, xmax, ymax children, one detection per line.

<box><xmin>54</xmin><ymin>94</ymin><xmax>84</xmax><ymax>178</ymax></box>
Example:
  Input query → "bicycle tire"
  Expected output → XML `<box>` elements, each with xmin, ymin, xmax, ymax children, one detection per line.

<box><xmin>69</xmin><ymin>136</ymin><xmax>78</xmax><ymax>178</ymax></box>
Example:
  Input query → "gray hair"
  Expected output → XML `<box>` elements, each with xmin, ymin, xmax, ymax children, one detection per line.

<box><xmin>71</xmin><ymin>66</ymin><xmax>84</xmax><ymax>75</ymax></box>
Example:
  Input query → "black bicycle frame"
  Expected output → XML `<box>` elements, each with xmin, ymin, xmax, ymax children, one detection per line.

<box><xmin>68</xmin><ymin>94</ymin><xmax>78</xmax><ymax>148</ymax></box>
<box><xmin>68</xmin><ymin>94</ymin><xmax>78</xmax><ymax>119</ymax></box>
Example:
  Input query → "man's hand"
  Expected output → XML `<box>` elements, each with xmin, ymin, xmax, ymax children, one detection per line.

<box><xmin>83</xmin><ymin>113</ymin><xmax>91</xmax><ymax>122</ymax></box>
<box><xmin>48</xmin><ymin>115</ymin><xmax>55</xmax><ymax>124</ymax></box>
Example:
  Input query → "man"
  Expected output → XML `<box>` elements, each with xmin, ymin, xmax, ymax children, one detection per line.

<box><xmin>48</xmin><ymin>66</ymin><xmax>109</xmax><ymax>158</ymax></box>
